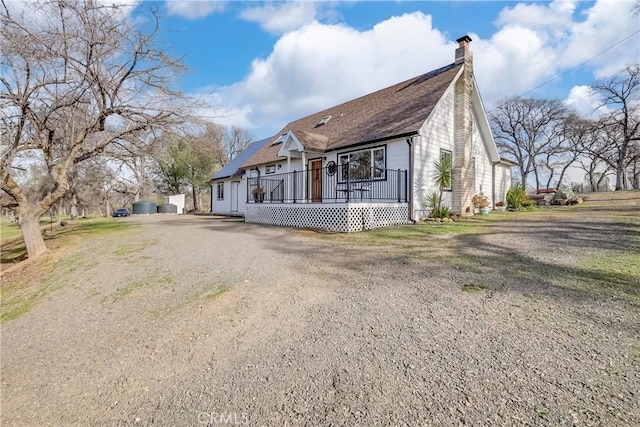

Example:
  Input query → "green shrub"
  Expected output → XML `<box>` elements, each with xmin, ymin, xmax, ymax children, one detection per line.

<box><xmin>506</xmin><ymin>183</ymin><xmax>532</xmax><ymax>209</ymax></box>
<box><xmin>425</xmin><ymin>192</ymin><xmax>451</xmax><ymax>219</ymax></box>
<box><xmin>433</xmin><ymin>206</ymin><xmax>451</xmax><ymax>219</ymax></box>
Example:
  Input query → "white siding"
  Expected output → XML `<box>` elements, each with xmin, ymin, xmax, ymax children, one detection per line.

<box><xmin>494</xmin><ymin>164</ymin><xmax>512</xmax><ymax>205</ymax></box>
<box><xmin>413</xmin><ymin>82</ymin><xmax>504</xmax><ymax>218</ymax></box>
<box><xmin>234</xmin><ymin>179</ymin><xmax>248</xmax><ymax>213</ymax></box>
<box><xmin>471</xmin><ymin>107</ymin><xmax>494</xmax><ymax>206</ymax></box>
<box><xmin>385</xmin><ymin>138</ymin><xmax>410</xmax><ymax>171</ymax></box>
<box><xmin>414</xmin><ymin>86</ymin><xmax>455</xmax><ymax>218</ymax></box>
<box><xmin>211</xmin><ymin>177</ymin><xmax>249</xmax><ymax>215</ymax></box>
<box><xmin>211</xmin><ymin>181</ymin><xmax>231</xmax><ymax>214</ymax></box>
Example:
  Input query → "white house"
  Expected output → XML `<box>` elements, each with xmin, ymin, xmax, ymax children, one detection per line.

<box><xmin>210</xmin><ymin>137</ymin><xmax>271</xmax><ymax>215</ymax></box>
<box><xmin>212</xmin><ymin>36</ymin><xmax>513</xmax><ymax>232</ymax></box>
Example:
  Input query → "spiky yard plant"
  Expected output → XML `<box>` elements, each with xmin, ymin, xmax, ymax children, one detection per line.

<box><xmin>429</xmin><ymin>156</ymin><xmax>453</xmax><ymax>218</ymax></box>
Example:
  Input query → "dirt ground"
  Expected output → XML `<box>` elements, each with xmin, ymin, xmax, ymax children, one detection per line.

<box><xmin>1</xmin><ymin>203</ymin><xmax>639</xmax><ymax>426</ymax></box>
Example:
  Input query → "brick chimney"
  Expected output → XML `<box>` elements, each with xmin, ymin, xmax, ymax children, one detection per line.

<box><xmin>455</xmin><ymin>35</ymin><xmax>472</xmax><ymax>65</ymax></box>
<box><xmin>452</xmin><ymin>35</ymin><xmax>474</xmax><ymax>216</ymax></box>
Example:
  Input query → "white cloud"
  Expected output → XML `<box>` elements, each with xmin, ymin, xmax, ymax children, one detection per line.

<box><xmin>561</xmin><ymin>0</ymin><xmax>639</xmax><ymax>77</ymax></box>
<box><xmin>495</xmin><ymin>0</ymin><xmax>577</xmax><ymax>34</ymax></box>
<box><xmin>472</xmin><ymin>27</ymin><xmax>558</xmax><ymax>104</ymax></box>
<box><xmin>197</xmin><ymin>0</ymin><xmax>639</xmax><ymax>136</ymax></box>
<box><xmin>165</xmin><ymin>0</ymin><xmax>226</xmax><ymax>20</ymax></box>
<box><xmin>197</xmin><ymin>12</ymin><xmax>454</xmax><ymax>136</ymax></box>
<box><xmin>563</xmin><ymin>85</ymin><xmax>608</xmax><ymax>118</ymax></box>
<box><xmin>473</xmin><ymin>0</ymin><xmax>639</xmax><ymax>104</ymax></box>
<box><xmin>240</xmin><ymin>2</ymin><xmax>322</xmax><ymax>34</ymax></box>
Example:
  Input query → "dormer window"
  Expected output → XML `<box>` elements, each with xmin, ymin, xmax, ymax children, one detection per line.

<box><xmin>273</xmin><ymin>133</ymin><xmax>287</xmax><ymax>144</ymax></box>
<box><xmin>316</xmin><ymin>115</ymin><xmax>331</xmax><ymax>127</ymax></box>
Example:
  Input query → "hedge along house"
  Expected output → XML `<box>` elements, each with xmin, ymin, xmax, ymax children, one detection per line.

<box><xmin>229</xmin><ymin>36</ymin><xmax>512</xmax><ymax>231</ymax></box>
<box><xmin>210</xmin><ymin>137</ymin><xmax>272</xmax><ymax>215</ymax></box>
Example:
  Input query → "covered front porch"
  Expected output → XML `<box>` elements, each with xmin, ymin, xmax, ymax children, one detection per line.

<box><xmin>246</xmin><ymin>164</ymin><xmax>408</xmax><ymax>204</ymax></box>
<box><xmin>245</xmin><ymin>202</ymin><xmax>410</xmax><ymax>232</ymax></box>
<box><xmin>244</xmin><ymin>164</ymin><xmax>410</xmax><ymax>232</ymax></box>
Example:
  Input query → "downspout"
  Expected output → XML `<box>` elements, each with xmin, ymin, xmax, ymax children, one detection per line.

<box><xmin>406</xmin><ymin>137</ymin><xmax>416</xmax><ymax>223</ymax></box>
<box><xmin>209</xmin><ymin>180</ymin><xmax>215</xmax><ymax>212</ymax></box>
<box><xmin>491</xmin><ymin>162</ymin><xmax>496</xmax><ymax>209</ymax></box>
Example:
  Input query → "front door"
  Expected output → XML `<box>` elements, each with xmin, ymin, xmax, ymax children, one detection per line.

<box><xmin>310</xmin><ymin>160</ymin><xmax>322</xmax><ymax>202</ymax></box>
<box><xmin>231</xmin><ymin>181</ymin><xmax>239</xmax><ymax>212</ymax></box>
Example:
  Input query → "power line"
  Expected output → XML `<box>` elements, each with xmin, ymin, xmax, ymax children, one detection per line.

<box><xmin>487</xmin><ymin>29</ymin><xmax>640</xmax><ymax>113</ymax></box>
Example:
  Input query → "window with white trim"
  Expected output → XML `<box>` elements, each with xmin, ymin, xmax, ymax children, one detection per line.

<box><xmin>338</xmin><ymin>146</ymin><xmax>386</xmax><ymax>182</ymax></box>
<box><xmin>440</xmin><ymin>149</ymin><xmax>452</xmax><ymax>191</ymax></box>
<box><xmin>217</xmin><ymin>183</ymin><xmax>224</xmax><ymax>200</ymax></box>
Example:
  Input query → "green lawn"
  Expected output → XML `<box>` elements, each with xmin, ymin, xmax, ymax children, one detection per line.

<box><xmin>0</xmin><ymin>215</ymin><xmax>74</xmax><ymax>242</ymax></box>
<box><xmin>1</xmin><ymin>218</ymin><xmax>24</xmax><ymax>241</ymax></box>
<box><xmin>1</xmin><ymin>216</ymin><xmax>131</xmax><ymax>265</ymax></box>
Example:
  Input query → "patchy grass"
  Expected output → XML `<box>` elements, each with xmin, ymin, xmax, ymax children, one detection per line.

<box><xmin>0</xmin><ymin>215</ymin><xmax>76</xmax><ymax>242</ymax></box>
<box><xmin>186</xmin><ymin>283</ymin><xmax>232</xmax><ymax>304</ymax></box>
<box><xmin>1</xmin><ymin>217</ymin><xmax>130</xmax><ymax>266</ymax></box>
<box><xmin>1</xmin><ymin>252</ymin><xmax>96</xmax><ymax>323</ymax></box>
<box><xmin>337</xmin><ymin>197</ymin><xmax>640</xmax><ymax>305</ymax></box>
<box><xmin>148</xmin><ymin>282</ymin><xmax>232</xmax><ymax>319</ymax></box>
<box><xmin>462</xmin><ymin>283</ymin><xmax>487</xmax><ymax>293</ymax></box>
<box><xmin>0</xmin><ymin>218</ymin><xmax>22</xmax><ymax>241</ymax></box>
<box><xmin>632</xmin><ymin>343</ymin><xmax>640</xmax><ymax>366</ymax></box>
<box><xmin>1</xmin><ymin>217</ymin><xmax>134</xmax><ymax>323</ymax></box>
<box><xmin>113</xmin><ymin>238</ymin><xmax>158</xmax><ymax>258</ymax></box>
<box><xmin>57</xmin><ymin>217</ymin><xmax>131</xmax><ymax>237</ymax></box>
<box><xmin>450</xmin><ymin>248</ymin><xmax>639</xmax><ymax>305</ymax></box>
<box><xmin>108</xmin><ymin>273</ymin><xmax>175</xmax><ymax>303</ymax></box>
<box><xmin>537</xmin><ymin>402</ymin><xmax>551</xmax><ymax>420</ymax></box>
<box><xmin>581</xmin><ymin>253</ymin><xmax>640</xmax><ymax>279</ymax></box>
<box><xmin>320</xmin><ymin>219</ymin><xmax>486</xmax><ymax>246</ymax></box>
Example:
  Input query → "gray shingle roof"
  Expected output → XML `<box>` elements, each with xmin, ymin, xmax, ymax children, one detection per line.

<box><xmin>243</xmin><ymin>63</ymin><xmax>462</xmax><ymax>168</ymax></box>
<box><xmin>212</xmin><ymin>137</ymin><xmax>272</xmax><ymax>180</ymax></box>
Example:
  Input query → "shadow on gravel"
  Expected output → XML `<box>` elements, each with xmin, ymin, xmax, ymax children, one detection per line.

<box><xmin>146</xmin><ymin>213</ymin><xmax>640</xmax><ymax>310</ymax></box>
<box><xmin>261</xmin><ymin>215</ymin><xmax>640</xmax><ymax>318</ymax></box>
<box><xmin>455</xmin><ymin>232</ymin><xmax>640</xmax><ymax>306</ymax></box>
<box><xmin>489</xmin><ymin>219</ymin><xmax>640</xmax><ymax>252</ymax></box>
<box><xmin>147</xmin><ymin>216</ymin><xmax>269</xmax><ymax>233</ymax></box>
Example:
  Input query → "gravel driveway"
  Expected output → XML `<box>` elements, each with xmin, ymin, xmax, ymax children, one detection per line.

<box><xmin>1</xmin><ymin>209</ymin><xmax>639</xmax><ymax>426</ymax></box>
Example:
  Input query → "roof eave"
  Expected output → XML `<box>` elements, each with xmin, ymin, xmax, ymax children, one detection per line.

<box><xmin>330</xmin><ymin>131</ymin><xmax>420</xmax><ymax>152</ymax></box>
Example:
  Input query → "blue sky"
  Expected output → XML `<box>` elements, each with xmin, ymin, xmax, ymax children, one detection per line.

<box><xmin>133</xmin><ymin>0</ymin><xmax>640</xmax><ymax>139</ymax></box>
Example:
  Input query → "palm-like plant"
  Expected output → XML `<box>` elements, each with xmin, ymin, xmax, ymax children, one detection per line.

<box><xmin>429</xmin><ymin>156</ymin><xmax>453</xmax><ymax>218</ymax></box>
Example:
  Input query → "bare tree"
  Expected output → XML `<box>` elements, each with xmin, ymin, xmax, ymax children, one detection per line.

<box><xmin>222</xmin><ymin>125</ymin><xmax>253</xmax><ymax>164</ymax></box>
<box><xmin>626</xmin><ymin>141</ymin><xmax>640</xmax><ymax>189</ymax></box>
<box><xmin>106</xmin><ymin>135</ymin><xmax>163</xmax><ymax>203</ymax></box>
<box><xmin>0</xmin><ymin>0</ymin><xmax>188</xmax><ymax>259</ymax></box>
<box><xmin>540</xmin><ymin>115</ymin><xmax>593</xmax><ymax>189</ymax></box>
<box><xmin>490</xmin><ymin>98</ymin><xmax>569</xmax><ymax>190</ymax></box>
<box><xmin>65</xmin><ymin>158</ymin><xmax>121</xmax><ymax>218</ymax></box>
<box><xmin>590</xmin><ymin>64</ymin><xmax>640</xmax><ymax>190</ymax></box>
<box><xmin>570</xmin><ymin>119</ymin><xmax>613</xmax><ymax>192</ymax></box>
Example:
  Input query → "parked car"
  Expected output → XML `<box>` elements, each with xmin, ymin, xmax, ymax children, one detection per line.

<box><xmin>112</xmin><ymin>208</ymin><xmax>130</xmax><ymax>217</ymax></box>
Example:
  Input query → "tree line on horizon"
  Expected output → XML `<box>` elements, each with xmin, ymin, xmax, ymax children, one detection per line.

<box><xmin>489</xmin><ymin>64</ymin><xmax>639</xmax><ymax>193</ymax></box>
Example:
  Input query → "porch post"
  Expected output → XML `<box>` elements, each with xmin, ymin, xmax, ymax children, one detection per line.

<box><xmin>404</xmin><ymin>170</ymin><xmax>408</xmax><ymax>202</ymax></box>
<box><xmin>346</xmin><ymin>162</ymin><xmax>350</xmax><ymax>203</ymax></box>
<box><xmin>301</xmin><ymin>152</ymin><xmax>307</xmax><ymax>202</ymax></box>
<box><xmin>287</xmin><ymin>153</ymin><xmax>292</xmax><ymax>201</ymax></box>
<box><xmin>293</xmin><ymin>171</ymin><xmax>297</xmax><ymax>203</ymax></box>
